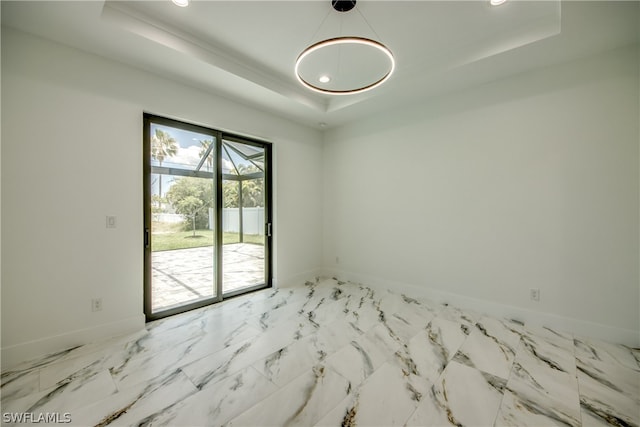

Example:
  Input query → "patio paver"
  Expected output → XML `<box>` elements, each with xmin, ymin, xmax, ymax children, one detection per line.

<box><xmin>151</xmin><ymin>243</ymin><xmax>264</xmax><ymax>312</ymax></box>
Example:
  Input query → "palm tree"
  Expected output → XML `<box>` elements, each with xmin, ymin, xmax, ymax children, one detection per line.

<box><xmin>198</xmin><ymin>139</ymin><xmax>214</xmax><ymax>172</ymax></box>
<box><xmin>223</xmin><ymin>180</ymin><xmax>239</xmax><ymax>208</ymax></box>
<box><xmin>151</xmin><ymin>129</ymin><xmax>178</xmax><ymax>207</ymax></box>
<box><xmin>236</xmin><ymin>164</ymin><xmax>263</xmax><ymax>207</ymax></box>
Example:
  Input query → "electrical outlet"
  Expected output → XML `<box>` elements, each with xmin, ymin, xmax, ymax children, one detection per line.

<box><xmin>106</xmin><ymin>216</ymin><xmax>116</xmax><ymax>229</ymax></box>
<box><xmin>530</xmin><ymin>288</ymin><xmax>540</xmax><ymax>302</ymax></box>
<box><xmin>92</xmin><ymin>298</ymin><xmax>103</xmax><ymax>312</ymax></box>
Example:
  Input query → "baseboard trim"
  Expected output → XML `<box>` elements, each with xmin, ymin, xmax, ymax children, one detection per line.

<box><xmin>274</xmin><ymin>268</ymin><xmax>322</xmax><ymax>289</ymax></box>
<box><xmin>1</xmin><ymin>315</ymin><xmax>145</xmax><ymax>371</ymax></box>
<box><xmin>322</xmin><ymin>268</ymin><xmax>639</xmax><ymax>347</ymax></box>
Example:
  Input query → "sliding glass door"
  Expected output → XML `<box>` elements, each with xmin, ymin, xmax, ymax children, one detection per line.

<box><xmin>143</xmin><ymin>114</ymin><xmax>271</xmax><ymax>321</ymax></box>
<box><xmin>221</xmin><ymin>137</ymin><xmax>269</xmax><ymax>296</ymax></box>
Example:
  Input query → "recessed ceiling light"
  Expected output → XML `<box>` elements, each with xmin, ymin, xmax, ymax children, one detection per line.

<box><xmin>172</xmin><ymin>0</ymin><xmax>189</xmax><ymax>7</ymax></box>
<box><xmin>490</xmin><ymin>0</ymin><xmax>507</xmax><ymax>6</ymax></box>
<box><xmin>318</xmin><ymin>75</ymin><xmax>331</xmax><ymax>84</ymax></box>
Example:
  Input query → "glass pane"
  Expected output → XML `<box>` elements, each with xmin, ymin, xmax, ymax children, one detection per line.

<box><xmin>225</xmin><ymin>140</ymin><xmax>264</xmax><ymax>163</ymax></box>
<box><xmin>151</xmin><ymin>124</ymin><xmax>215</xmax><ymax>172</ymax></box>
<box><xmin>222</xmin><ymin>141</ymin><xmax>264</xmax><ymax>176</ymax></box>
<box><xmin>150</xmin><ymin>124</ymin><xmax>216</xmax><ymax>313</ymax></box>
<box><xmin>222</xmin><ymin>139</ymin><xmax>266</xmax><ymax>294</ymax></box>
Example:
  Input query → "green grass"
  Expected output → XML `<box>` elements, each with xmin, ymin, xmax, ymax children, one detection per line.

<box><xmin>151</xmin><ymin>228</ymin><xmax>264</xmax><ymax>252</ymax></box>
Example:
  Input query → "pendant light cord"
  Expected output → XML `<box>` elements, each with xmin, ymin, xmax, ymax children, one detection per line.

<box><xmin>305</xmin><ymin>7</ymin><xmax>333</xmax><ymax>46</ymax></box>
<box><xmin>355</xmin><ymin>6</ymin><xmax>384</xmax><ymax>42</ymax></box>
<box><xmin>307</xmin><ymin>3</ymin><xmax>383</xmax><ymax>45</ymax></box>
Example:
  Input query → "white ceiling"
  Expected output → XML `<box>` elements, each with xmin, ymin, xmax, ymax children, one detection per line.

<box><xmin>2</xmin><ymin>1</ymin><xmax>638</xmax><ymax>129</ymax></box>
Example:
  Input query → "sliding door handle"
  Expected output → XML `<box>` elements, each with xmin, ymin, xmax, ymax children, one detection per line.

<box><xmin>266</xmin><ymin>223</ymin><xmax>272</xmax><ymax>237</ymax></box>
<box><xmin>144</xmin><ymin>228</ymin><xmax>150</xmax><ymax>248</ymax></box>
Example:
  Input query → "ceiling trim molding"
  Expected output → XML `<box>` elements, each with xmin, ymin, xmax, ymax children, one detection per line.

<box><xmin>101</xmin><ymin>1</ymin><xmax>329</xmax><ymax>113</ymax></box>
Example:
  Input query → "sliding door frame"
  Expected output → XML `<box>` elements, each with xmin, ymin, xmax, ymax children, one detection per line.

<box><xmin>143</xmin><ymin>113</ymin><xmax>272</xmax><ymax>322</ymax></box>
<box><xmin>220</xmin><ymin>134</ymin><xmax>273</xmax><ymax>299</ymax></box>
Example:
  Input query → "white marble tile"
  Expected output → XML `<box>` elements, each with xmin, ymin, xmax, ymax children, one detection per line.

<box><xmin>2</xmin><ymin>330</ymin><xmax>148</xmax><ymax>377</ymax></box>
<box><xmin>214</xmin><ymin>288</ymin><xmax>300</xmax><ymax>322</ymax></box>
<box><xmin>324</xmin><ymin>336</ymin><xmax>388</xmax><ymax>387</ymax></box>
<box><xmin>62</xmin><ymin>329</ymin><xmax>174</xmax><ymax>385</ymax></box>
<box><xmin>315</xmin><ymin>362</ymin><xmax>428</xmax><ymax>426</ymax></box>
<box><xmin>574</xmin><ymin>336</ymin><xmax>640</xmax><ymax>372</ymax></box>
<box><xmin>247</xmin><ymin>291</ymin><xmax>310</xmax><ymax>331</ymax></box>
<box><xmin>578</xmin><ymin>365</ymin><xmax>640</xmax><ymax>427</ymax></box>
<box><xmin>199</xmin><ymin>320</ymin><xmax>264</xmax><ymax>354</ymax></box>
<box><xmin>296</xmin><ymin>280</ymin><xmax>348</xmax><ymax>312</ymax></box>
<box><xmin>109</xmin><ymin>333</ymin><xmax>208</xmax><ymax>389</ymax></box>
<box><xmin>316</xmin><ymin>316</ymin><xmax>361</xmax><ymax>351</ymax></box>
<box><xmin>145</xmin><ymin>306</ymin><xmax>210</xmax><ymax>337</ymax></box>
<box><xmin>390</xmin><ymin>294</ymin><xmax>436</xmax><ymax>330</ymax></box>
<box><xmin>525</xmin><ymin>325</ymin><xmax>574</xmax><ymax>350</ymax></box>
<box><xmin>495</xmin><ymin>339</ymin><xmax>581</xmax><ymax>427</ymax></box>
<box><xmin>406</xmin><ymin>360</ymin><xmax>506</xmax><ymax>427</ymax></box>
<box><xmin>577</xmin><ymin>354</ymin><xmax>640</xmax><ymax>426</ymax></box>
<box><xmin>364</xmin><ymin>323</ymin><xmax>406</xmax><ymax>359</ymax></box>
<box><xmin>1</xmin><ymin>347</ymin><xmax>84</xmax><ymax>378</ymax></box>
<box><xmin>518</xmin><ymin>325</ymin><xmax>577</xmax><ymax>377</ymax></box>
<box><xmin>252</xmin><ymin>318</ymin><xmax>354</xmax><ymax>387</ymax></box>
<box><xmin>37</xmin><ymin>322</ymin><xmax>200</xmax><ymax>391</ymax></box>
<box><xmin>435</xmin><ymin>303</ymin><xmax>480</xmax><ymax>332</ymax></box>
<box><xmin>225</xmin><ymin>365</ymin><xmax>351</xmax><ymax>426</ymax></box>
<box><xmin>252</xmin><ymin>342</ymin><xmax>318</xmax><ymax>388</ymax></box>
<box><xmin>362</xmin><ymin>303</ymin><xmax>424</xmax><ymax>363</ymax></box>
<box><xmin>370</xmin><ymin>288</ymin><xmax>408</xmax><ymax>315</ymax></box>
<box><xmin>513</xmin><ymin>339</ymin><xmax>579</xmax><ymax>397</ymax></box>
<box><xmin>577</xmin><ymin>356</ymin><xmax>639</xmax><ymax>405</ymax></box>
<box><xmin>496</xmin><ymin>389</ymin><xmax>580</xmax><ymax>427</ymax></box>
<box><xmin>107</xmin><ymin>320</ymin><xmax>262</xmax><ymax>390</ymax></box>
<box><xmin>245</xmin><ymin>280</ymin><xmax>350</xmax><ymax>334</ymax></box>
<box><xmin>386</xmin><ymin>313</ymin><xmax>424</xmax><ymax>344</ymax></box>
<box><xmin>183</xmin><ymin>288</ymin><xmax>302</xmax><ymax>335</ymax></box>
<box><xmin>343</xmin><ymin>296</ymin><xmax>385</xmax><ymax>335</ymax></box>
<box><xmin>1</xmin><ymin>369</ymin><xmax>40</xmax><ymax>403</ymax></box>
<box><xmin>147</xmin><ymin>310</ymin><xmax>259</xmax><ymax>356</ymax></box>
<box><xmin>68</xmin><ymin>370</ymin><xmax>198</xmax><ymax>426</ymax></box>
<box><xmin>2</xmin><ymin>370</ymin><xmax>117</xmax><ymax>417</ymax></box>
<box><xmin>3</xmin><ymin>278</ymin><xmax>636</xmax><ymax>427</ymax></box>
<box><xmin>181</xmin><ymin>316</ymin><xmax>312</xmax><ymax>389</ymax></box>
<box><xmin>302</xmin><ymin>297</ymin><xmax>353</xmax><ymax>332</ymax></box>
<box><xmin>38</xmin><ymin>346</ymin><xmax>126</xmax><ymax>391</ymax></box>
<box><xmin>333</xmin><ymin>283</ymin><xmax>376</xmax><ymax>316</ymax></box>
<box><xmin>406</xmin><ymin>316</ymin><xmax>468</xmax><ymax>382</ymax></box>
<box><xmin>136</xmin><ymin>366</ymin><xmax>277</xmax><ymax>426</ymax></box>
<box><xmin>453</xmin><ymin>316</ymin><xmax>521</xmax><ymax>379</ymax></box>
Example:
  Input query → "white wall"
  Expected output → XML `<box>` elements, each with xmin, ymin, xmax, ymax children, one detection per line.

<box><xmin>2</xmin><ymin>27</ymin><xmax>638</xmax><ymax>371</ymax></box>
<box><xmin>323</xmin><ymin>46</ymin><xmax>640</xmax><ymax>346</ymax></box>
<box><xmin>1</xmin><ymin>28</ymin><xmax>323</xmax><ymax>368</ymax></box>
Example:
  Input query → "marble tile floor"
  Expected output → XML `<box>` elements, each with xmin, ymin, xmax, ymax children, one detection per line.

<box><xmin>1</xmin><ymin>278</ymin><xmax>638</xmax><ymax>426</ymax></box>
<box><xmin>152</xmin><ymin>243</ymin><xmax>264</xmax><ymax>312</ymax></box>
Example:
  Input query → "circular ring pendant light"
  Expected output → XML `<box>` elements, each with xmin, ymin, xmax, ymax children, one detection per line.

<box><xmin>295</xmin><ymin>1</ymin><xmax>395</xmax><ymax>96</ymax></box>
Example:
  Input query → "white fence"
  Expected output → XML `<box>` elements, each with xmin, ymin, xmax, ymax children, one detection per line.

<box><xmin>153</xmin><ymin>213</ymin><xmax>183</xmax><ymax>223</ymax></box>
<box><xmin>211</xmin><ymin>207</ymin><xmax>265</xmax><ymax>235</ymax></box>
<box><xmin>156</xmin><ymin>208</ymin><xmax>264</xmax><ymax>235</ymax></box>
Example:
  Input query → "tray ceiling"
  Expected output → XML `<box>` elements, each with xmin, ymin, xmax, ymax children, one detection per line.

<box><xmin>2</xmin><ymin>1</ymin><xmax>638</xmax><ymax>129</ymax></box>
